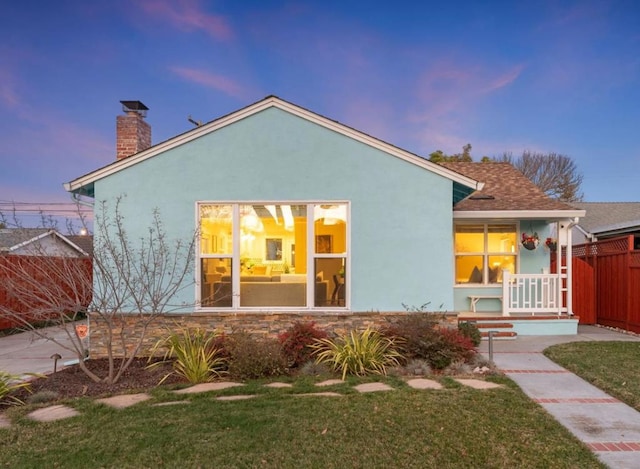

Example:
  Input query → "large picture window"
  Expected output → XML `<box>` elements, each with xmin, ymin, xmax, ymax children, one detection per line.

<box><xmin>198</xmin><ymin>202</ymin><xmax>348</xmax><ymax>309</ymax></box>
<box><xmin>455</xmin><ymin>224</ymin><xmax>516</xmax><ymax>285</ymax></box>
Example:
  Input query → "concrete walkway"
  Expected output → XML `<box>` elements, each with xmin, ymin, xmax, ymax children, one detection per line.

<box><xmin>479</xmin><ymin>325</ymin><xmax>640</xmax><ymax>469</ymax></box>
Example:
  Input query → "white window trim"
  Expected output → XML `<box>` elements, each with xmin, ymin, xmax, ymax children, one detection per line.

<box><xmin>195</xmin><ymin>201</ymin><xmax>350</xmax><ymax>311</ymax></box>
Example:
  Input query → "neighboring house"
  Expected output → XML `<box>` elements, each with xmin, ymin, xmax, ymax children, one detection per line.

<box><xmin>571</xmin><ymin>202</ymin><xmax>640</xmax><ymax>249</ymax></box>
<box><xmin>0</xmin><ymin>228</ymin><xmax>92</xmax><ymax>330</ymax></box>
<box><xmin>64</xmin><ymin>96</ymin><xmax>585</xmax><ymax>351</ymax></box>
<box><xmin>0</xmin><ymin>228</ymin><xmax>90</xmax><ymax>257</ymax></box>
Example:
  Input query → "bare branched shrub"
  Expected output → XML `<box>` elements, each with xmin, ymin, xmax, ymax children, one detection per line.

<box><xmin>0</xmin><ymin>197</ymin><xmax>197</xmax><ymax>384</ymax></box>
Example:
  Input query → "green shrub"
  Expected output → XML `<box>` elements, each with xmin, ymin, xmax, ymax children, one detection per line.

<box><xmin>380</xmin><ymin>314</ymin><xmax>444</xmax><ymax>360</ymax></box>
<box><xmin>148</xmin><ymin>328</ymin><xmax>227</xmax><ymax>384</ymax></box>
<box><xmin>457</xmin><ymin>321</ymin><xmax>482</xmax><ymax>347</ymax></box>
<box><xmin>225</xmin><ymin>332</ymin><xmax>288</xmax><ymax>380</ymax></box>
<box><xmin>381</xmin><ymin>316</ymin><xmax>476</xmax><ymax>370</ymax></box>
<box><xmin>0</xmin><ymin>371</ymin><xmax>34</xmax><ymax>406</ymax></box>
<box><xmin>279</xmin><ymin>321</ymin><xmax>328</xmax><ymax>368</ymax></box>
<box><xmin>311</xmin><ymin>328</ymin><xmax>402</xmax><ymax>380</ymax></box>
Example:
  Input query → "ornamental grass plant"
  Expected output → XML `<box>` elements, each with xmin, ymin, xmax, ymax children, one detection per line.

<box><xmin>0</xmin><ymin>371</ymin><xmax>34</xmax><ymax>406</ymax></box>
<box><xmin>311</xmin><ymin>327</ymin><xmax>402</xmax><ymax>380</ymax></box>
<box><xmin>147</xmin><ymin>327</ymin><xmax>227</xmax><ymax>384</ymax></box>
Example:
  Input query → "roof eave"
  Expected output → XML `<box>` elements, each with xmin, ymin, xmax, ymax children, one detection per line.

<box><xmin>453</xmin><ymin>209</ymin><xmax>586</xmax><ymax>220</ymax></box>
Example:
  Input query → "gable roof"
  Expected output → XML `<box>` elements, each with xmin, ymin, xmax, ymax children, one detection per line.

<box><xmin>64</xmin><ymin>96</ymin><xmax>482</xmax><ymax>199</ymax></box>
<box><xmin>571</xmin><ymin>202</ymin><xmax>640</xmax><ymax>235</ymax></box>
<box><xmin>440</xmin><ymin>162</ymin><xmax>585</xmax><ymax>219</ymax></box>
<box><xmin>0</xmin><ymin>228</ymin><xmax>90</xmax><ymax>256</ymax></box>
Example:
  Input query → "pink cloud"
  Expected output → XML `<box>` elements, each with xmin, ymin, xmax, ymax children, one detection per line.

<box><xmin>483</xmin><ymin>64</ymin><xmax>526</xmax><ymax>92</ymax></box>
<box><xmin>170</xmin><ymin>66</ymin><xmax>247</xmax><ymax>99</ymax></box>
<box><xmin>0</xmin><ymin>62</ymin><xmax>24</xmax><ymax>112</ymax></box>
<box><xmin>137</xmin><ymin>0</ymin><xmax>233</xmax><ymax>41</ymax></box>
<box><xmin>403</xmin><ymin>59</ymin><xmax>526</xmax><ymax>155</ymax></box>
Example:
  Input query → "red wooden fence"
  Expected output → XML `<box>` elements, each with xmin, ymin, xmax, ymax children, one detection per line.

<box><xmin>0</xmin><ymin>255</ymin><xmax>92</xmax><ymax>330</ymax></box>
<box><xmin>573</xmin><ymin>236</ymin><xmax>640</xmax><ymax>333</ymax></box>
<box><xmin>551</xmin><ymin>255</ymin><xmax>596</xmax><ymax>324</ymax></box>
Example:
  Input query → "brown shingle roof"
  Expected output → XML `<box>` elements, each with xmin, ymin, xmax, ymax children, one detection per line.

<box><xmin>440</xmin><ymin>162</ymin><xmax>576</xmax><ymax>212</ymax></box>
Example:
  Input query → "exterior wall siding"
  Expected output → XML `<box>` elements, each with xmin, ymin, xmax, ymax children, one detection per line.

<box><xmin>94</xmin><ymin>107</ymin><xmax>455</xmax><ymax>313</ymax></box>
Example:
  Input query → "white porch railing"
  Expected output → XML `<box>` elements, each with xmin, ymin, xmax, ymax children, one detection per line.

<box><xmin>502</xmin><ymin>271</ymin><xmax>567</xmax><ymax>316</ymax></box>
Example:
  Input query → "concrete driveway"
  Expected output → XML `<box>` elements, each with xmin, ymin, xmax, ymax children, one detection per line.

<box><xmin>0</xmin><ymin>324</ymin><xmax>79</xmax><ymax>377</ymax></box>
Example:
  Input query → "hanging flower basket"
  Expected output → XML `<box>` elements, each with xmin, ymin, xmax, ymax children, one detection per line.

<box><xmin>521</xmin><ymin>232</ymin><xmax>539</xmax><ymax>250</ymax></box>
<box><xmin>545</xmin><ymin>237</ymin><xmax>558</xmax><ymax>252</ymax></box>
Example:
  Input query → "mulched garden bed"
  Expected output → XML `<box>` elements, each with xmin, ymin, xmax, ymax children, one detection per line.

<box><xmin>8</xmin><ymin>358</ymin><xmax>187</xmax><ymax>405</ymax></box>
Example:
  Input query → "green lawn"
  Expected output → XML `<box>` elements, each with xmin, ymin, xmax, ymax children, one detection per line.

<box><xmin>0</xmin><ymin>376</ymin><xmax>604</xmax><ymax>468</ymax></box>
<box><xmin>545</xmin><ymin>340</ymin><xmax>640</xmax><ymax>412</ymax></box>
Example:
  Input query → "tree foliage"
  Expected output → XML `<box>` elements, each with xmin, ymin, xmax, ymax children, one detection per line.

<box><xmin>427</xmin><ymin>143</ymin><xmax>584</xmax><ymax>202</ymax></box>
<box><xmin>428</xmin><ymin>144</ymin><xmax>474</xmax><ymax>163</ymax></box>
<box><xmin>496</xmin><ymin>151</ymin><xmax>583</xmax><ymax>202</ymax></box>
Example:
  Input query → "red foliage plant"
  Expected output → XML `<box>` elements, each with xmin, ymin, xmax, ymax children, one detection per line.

<box><xmin>278</xmin><ymin>321</ymin><xmax>328</xmax><ymax>368</ymax></box>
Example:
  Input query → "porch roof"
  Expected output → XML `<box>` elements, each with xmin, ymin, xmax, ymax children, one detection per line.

<box><xmin>440</xmin><ymin>162</ymin><xmax>585</xmax><ymax>220</ymax></box>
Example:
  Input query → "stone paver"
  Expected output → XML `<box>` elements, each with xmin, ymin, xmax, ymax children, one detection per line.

<box><xmin>315</xmin><ymin>379</ymin><xmax>345</xmax><ymax>387</ymax></box>
<box><xmin>174</xmin><ymin>381</ymin><xmax>244</xmax><ymax>394</ymax></box>
<box><xmin>0</xmin><ymin>414</ymin><xmax>11</xmax><ymax>428</ymax></box>
<box><xmin>152</xmin><ymin>401</ymin><xmax>190</xmax><ymax>407</ymax></box>
<box><xmin>216</xmin><ymin>395</ymin><xmax>256</xmax><ymax>401</ymax></box>
<box><xmin>265</xmin><ymin>382</ymin><xmax>293</xmax><ymax>388</ymax></box>
<box><xmin>354</xmin><ymin>382</ymin><xmax>394</xmax><ymax>393</ymax></box>
<box><xmin>96</xmin><ymin>393</ymin><xmax>151</xmax><ymax>409</ymax></box>
<box><xmin>454</xmin><ymin>379</ymin><xmax>502</xmax><ymax>390</ymax></box>
<box><xmin>406</xmin><ymin>378</ymin><xmax>443</xmax><ymax>390</ymax></box>
<box><xmin>27</xmin><ymin>405</ymin><xmax>79</xmax><ymax>422</ymax></box>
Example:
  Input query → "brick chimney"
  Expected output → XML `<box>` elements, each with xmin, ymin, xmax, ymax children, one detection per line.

<box><xmin>116</xmin><ymin>100</ymin><xmax>151</xmax><ymax>160</ymax></box>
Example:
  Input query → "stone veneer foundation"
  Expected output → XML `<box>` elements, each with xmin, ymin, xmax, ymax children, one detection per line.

<box><xmin>87</xmin><ymin>311</ymin><xmax>453</xmax><ymax>358</ymax></box>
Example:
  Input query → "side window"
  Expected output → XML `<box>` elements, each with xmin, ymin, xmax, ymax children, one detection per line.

<box><xmin>455</xmin><ymin>223</ymin><xmax>516</xmax><ymax>284</ymax></box>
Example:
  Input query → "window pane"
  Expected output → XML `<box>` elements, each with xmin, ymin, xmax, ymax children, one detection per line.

<box><xmin>315</xmin><ymin>258</ymin><xmax>345</xmax><ymax>307</ymax></box>
<box><xmin>488</xmin><ymin>256</ymin><xmax>515</xmax><ymax>283</ymax></box>
<box><xmin>314</xmin><ymin>204</ymin><xmax>347</xmax><ymax>254</ymax></box>
<box><xmin>238</xmin><ymin>204</ymin><xmax>308</xmax><ymax>307</ymax></box>
<box><xmin>487</xmin><ymin>225</ymin><xmax>516</xmax><ymax>253</ymax></box>
<box><xmin>201</xmin><ymin>258</ymin><xmax>232</xmax><ymax>307</ymax></box>
<box><xmin>456</xmin><ymin>255</ymin><xmax>484</xmax><ymax>284</ymax></box>
<box><xmin>455</xmin><ymin>225</ymin><xmax>484</xmax><ymax>253</ymax></box>
<box><xmin>200</xmin><ymin>204</ymin><xmax>233</xmax><ymax>255</ymax></box>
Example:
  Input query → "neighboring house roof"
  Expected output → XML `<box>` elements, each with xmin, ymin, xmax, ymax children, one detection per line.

<box><xmin>66</xmin><ymin>235</ymin><xmax>94</xmax><ymax>257</ymax></box>
<box><xmin>0</xmin><ymin>228</ymin><xmax>90</xmax><ymax>257</ymax></box>
<box><xmin>571</xmin><ymin>202</ymin><xmax>640</xmax><ymax>237</ymax></box>
<box><xmin>0</xmin><ymin>228</ymin><xmax>49</xmax><ymax>252</ymax></box>
<box><xmin>64</xmin><ymin>95</ymin><xmax>483</xmax><ymax>201</ymax></box>
<box><xmin>440</xmin><ymin>162</ymin><xmax>585</xmax><ymax>219</ymax></box>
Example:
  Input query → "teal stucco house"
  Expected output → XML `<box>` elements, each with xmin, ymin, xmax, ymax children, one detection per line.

<box><xmin>65</xmin><ymin>96</ymin><xmax>585</xmax><ymax>347</ymax></box>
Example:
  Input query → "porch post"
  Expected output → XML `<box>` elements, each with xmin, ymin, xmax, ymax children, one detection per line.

<box><xmin>502</xmin><ymin>269</ymin><xmax>510</xmax><ymax>316</ymax></box>
<box><xmin>565</xmin><ymin>220</ymin><xmax>573</xmax><ymax>316</ymax></box>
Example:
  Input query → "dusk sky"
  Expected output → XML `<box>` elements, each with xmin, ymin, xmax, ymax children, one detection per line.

<box><xmin>1</xmin><ymin>1</ymin><xmax>639</xmax><ymax>228</ymax></box>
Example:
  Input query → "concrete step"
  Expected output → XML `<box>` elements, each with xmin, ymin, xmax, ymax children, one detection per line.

<box><xmin>475</xmin><ymin>322</ymin><xmax>513</xmax><ymax>330</ymax></box>
<box><xmin>480</xmin><ymin>330</ymin><xmax>517</xmax><ymax>340</ymax></box>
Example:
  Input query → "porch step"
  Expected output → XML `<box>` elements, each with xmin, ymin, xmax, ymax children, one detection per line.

<box><xmin>459</xmin><ymin>319</ymin><xmax>518</xmax><ymax>340</ymax></box>
<box><xmin>480</xmin><ymin>330</ymin><xmax>517</xmax><ymax>340</ymax></box>
<box><xmin>478</xmin><ymin>322</ymin><xmax>517</xmax><ymax>340</ymax></box>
